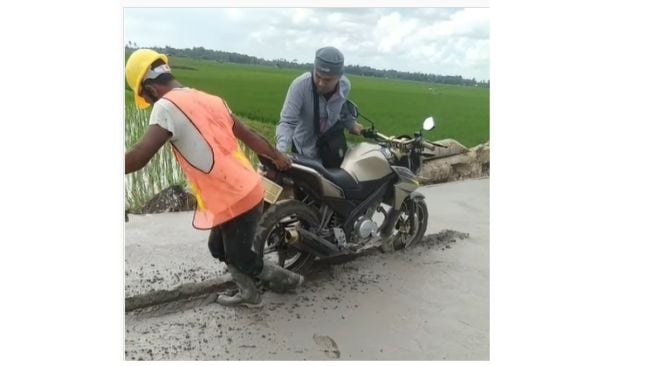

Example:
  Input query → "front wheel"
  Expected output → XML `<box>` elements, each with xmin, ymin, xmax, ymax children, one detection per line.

<box><xmin>253</xmin><ymin>199</ymin><xmax>320</xmax><ymax>274</ymax></box>
<box><xmin>391</xmin><ymin>199</ymin><xmax>429</xmax><ymax>250</ymax></box>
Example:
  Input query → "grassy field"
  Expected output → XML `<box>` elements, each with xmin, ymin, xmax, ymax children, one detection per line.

<box><xmin>124</xmin><ymin>57</ymin><xmax>489</xmax><ymax>210</ymax></box>
<box><xmin>150</xmin><ymin>57</ymin><xmax>489</xmax><ymax>146</ymax></box>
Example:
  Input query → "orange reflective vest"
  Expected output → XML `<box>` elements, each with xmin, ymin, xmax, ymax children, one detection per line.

<box><xmin>162</xmin><ymin>89</ymin><xmax>264</xmax><ymax>229</ymax></box>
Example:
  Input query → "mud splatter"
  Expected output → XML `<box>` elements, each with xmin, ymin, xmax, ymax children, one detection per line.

<box><xmin>313</xmin><ymin>334</ymin><xmax>341</xmax><ymax>359</ymax></box>
<box><xmin>417</xmin><ymin>230</ymin><xmax>470</xmax><ymax>249</ymax></box>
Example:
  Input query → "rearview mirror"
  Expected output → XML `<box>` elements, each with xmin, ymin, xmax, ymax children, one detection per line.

<box><xmin>343</xmin><ymin>99</ymin><xmax>359</xmax><ymax>119</ymax></box>
<box><xmin>423</xmin><ymin>116</ymin><xmax>435</xmax><ymax>131</ymax></box>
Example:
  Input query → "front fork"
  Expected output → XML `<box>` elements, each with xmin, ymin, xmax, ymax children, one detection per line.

<box><xmin>379</xmin><ymin>189</ymin><xmax>425</xmax><ymax>239</ymax></box>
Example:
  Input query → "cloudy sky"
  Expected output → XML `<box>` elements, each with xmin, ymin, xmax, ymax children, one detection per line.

<box><xmin>124</xmin><ymin>8</ymin><xmax>489</xmax><ymax>81</ymax></box>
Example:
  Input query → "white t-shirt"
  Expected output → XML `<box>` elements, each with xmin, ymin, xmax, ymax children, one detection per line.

<box><xmin>148</xmin><ymin>88</ymin><xmax>233</xmax><ymax>173</ymax></box>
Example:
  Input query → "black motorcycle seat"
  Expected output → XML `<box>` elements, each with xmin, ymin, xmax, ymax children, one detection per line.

<box><xmin>291</xmin><ymin>155</ymin><xmax>358</xmax><ymax>190</ymax></box>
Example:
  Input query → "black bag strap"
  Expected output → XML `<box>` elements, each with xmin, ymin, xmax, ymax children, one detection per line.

<box><xmin>311</xmin><ymin>72</ymin><xmax>321</xmax><ymax>137</ymax></box>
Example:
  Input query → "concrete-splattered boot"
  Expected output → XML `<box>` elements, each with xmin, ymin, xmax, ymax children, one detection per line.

<box><xmin>257</xmin><ymin>259</ymin><xmax>304</xmax><ymax>293</ymax></box>
<box><xmin>217</xmin><ymin>265</ymin><xmax>262</xmax><ymax>308</ymax></box>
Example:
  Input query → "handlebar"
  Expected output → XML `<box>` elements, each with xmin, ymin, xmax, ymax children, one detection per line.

<box><xmin>361</xmin><ymin>128</ymin><xmax>378</xmax><ymax>139</ymax></box>
<box><xmin>421</xmin><ymin>140</ymin><xmax>436</xmax><ymax>150</ymax></box>
<box><xmin>362</xmin><ymin>128</ymin><xmax>445</xmax><ymax>153</ymax></box>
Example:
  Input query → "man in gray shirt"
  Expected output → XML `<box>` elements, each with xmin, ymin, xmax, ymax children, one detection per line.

<box><xmin>276</xmin><ymin>47</ymin><xmax>364</xmax><ymax>166</ymax></box>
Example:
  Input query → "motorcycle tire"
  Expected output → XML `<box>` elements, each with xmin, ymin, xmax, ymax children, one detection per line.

<box><xmin>253</xmin><ymin>199</ymin><xmax>321</xmax><ymax>274</ymax></box>
<box><xmin>392</xmin><ymin>199</ymin><xmax>429</xmax><ymax>250</ymax></box>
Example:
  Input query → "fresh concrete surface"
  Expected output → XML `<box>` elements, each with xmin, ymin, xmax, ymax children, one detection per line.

<box><xmin>124</xmin><ymin>178</ymin><xmax>489</xmax><ymax>360</ymax></box>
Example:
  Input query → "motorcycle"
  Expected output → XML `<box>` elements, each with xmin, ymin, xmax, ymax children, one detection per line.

<box><xmin>255</xmin><ymin>101</ymin><xmax>445</xmax><ymax>274</ymax></box>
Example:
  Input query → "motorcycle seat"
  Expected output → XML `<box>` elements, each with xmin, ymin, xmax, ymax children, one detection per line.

<box><xmin>291</xmin><ymin>155</ymin><xmax>358</xmax><ymax>190</ymax></box>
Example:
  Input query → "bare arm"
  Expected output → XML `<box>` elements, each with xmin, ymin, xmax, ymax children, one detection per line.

<box><xmin>232</xmin><ymin>114</ymin><xmax>291</xmax><ymax>170</ymax></box>
<box><xmin>125</xmin><ymin>124</ymin><xmax>171</xmax><ymax>174</ymax></box>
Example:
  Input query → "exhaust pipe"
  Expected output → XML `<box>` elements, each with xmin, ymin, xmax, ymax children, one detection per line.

<box><xmin>285</xmin><ymin>227</ymin><xmax>340</xmax><ymax>257</ymax></box>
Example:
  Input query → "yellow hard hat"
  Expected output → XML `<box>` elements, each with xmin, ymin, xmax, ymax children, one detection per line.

<box><xmin>125</xmin><ymin>49</ymin><xmax>169</xmax><ymax>109</ymax></box>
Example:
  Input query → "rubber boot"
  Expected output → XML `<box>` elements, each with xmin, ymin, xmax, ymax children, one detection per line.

<box><xmin>217</xmin><ymin>265</ymin><xmax>262</xmax><ymax>308</ymax></box>
<box><xmin>257</xmin><ymin>259</ymin><xmax>304</xmax><ymax>293</ymax></box>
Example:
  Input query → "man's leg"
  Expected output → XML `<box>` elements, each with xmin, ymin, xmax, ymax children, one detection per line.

<box><xmin>207</xmin><ymin>226</ymin><xmax>226</xmax><ymax>261</ymax></box>
<box><xmin>221</xmin><ymin>200</ymin><xmax>304</xmax><ymax>294</ymax></box>
<box><xmin>216</xmin><ymin>202</ymin><xmax>264</xmax><ymax>307</ymax></box>
<box><xmin>220</xmin><ymin>201</ymin><xmax>265</xmax><ymax>277</ymax></box>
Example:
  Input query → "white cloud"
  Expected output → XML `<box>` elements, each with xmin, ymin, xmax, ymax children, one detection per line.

<box><xmin>291</xmin><ymin>9</ymin><xmax>318</xmax><ymax>26</ymax></box>
<box><xmin>374</xmin><ymin>12</ymin><xmax>419</xmax><ymax>53</ymax></box>
<box><xmin>124</xmin><ymin>7</ymin><xmax>490</xmax><ymax>80</ymax></box>
<box><xmin>450</xmin><ymin>8</ymin><xmax>491</xmax><ymax>39</ymax></box>
<box><xmin>224</xmin><ymin>8</ymin><xmax>244</xmax><ymax>21</ymax></box>
<box><xmin>327</xmin><ymin>12</ymin><xmax>344</xmax><ymax>23</ymax></box>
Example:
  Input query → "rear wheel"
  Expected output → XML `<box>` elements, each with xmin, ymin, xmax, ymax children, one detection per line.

<box><xmin>253</xmin><ymin>199</ymin><xmax>320</xmax><ymax>274</ymax></box>
<box><xmin>391</xmin><ymin>199</ymin><xmax>429</xmax><ymax>250</ymax></box>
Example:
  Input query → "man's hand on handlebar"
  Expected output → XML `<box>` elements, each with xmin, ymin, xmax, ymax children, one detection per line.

<box><xmin>361</xmin><ymin>128</ymin><xmax>377</xmax><ymax>139</ymax></box>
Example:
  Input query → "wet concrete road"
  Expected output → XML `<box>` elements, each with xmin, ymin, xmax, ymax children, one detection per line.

<box><xmin>124</xmin><ymin>178</ymin><xmax>489</xmax><ymax>360</ymax></box>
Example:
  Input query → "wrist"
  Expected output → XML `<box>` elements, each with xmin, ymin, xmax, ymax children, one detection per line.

<box><xmin>272</xmin><ymin>150</ymin><xmax>284</xmax><ymax>159</ymax></box>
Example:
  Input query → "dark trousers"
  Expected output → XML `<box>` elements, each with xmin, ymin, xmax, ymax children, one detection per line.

<box><xmin>207</xmin><ymin>201</ymin><xmax>264</xmax><ymax>277</ymax></box>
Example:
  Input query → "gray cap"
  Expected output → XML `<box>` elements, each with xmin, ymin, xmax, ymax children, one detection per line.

<box><xmin>314</xmin><ymin>46</ymin><xmax>344</xmax><ymax>76</ymax></box>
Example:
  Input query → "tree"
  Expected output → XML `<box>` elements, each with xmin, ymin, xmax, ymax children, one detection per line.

<box><xmin>127</xmin><ymin>45</ymin><xmax>489</xmax><ymax>88</ymax></box>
